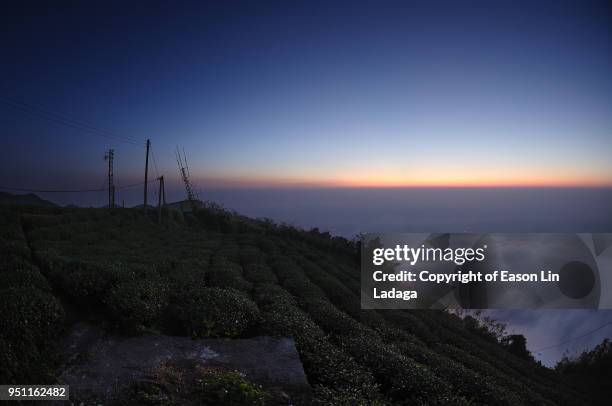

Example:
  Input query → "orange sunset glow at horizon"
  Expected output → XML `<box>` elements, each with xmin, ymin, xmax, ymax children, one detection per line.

<box><xmin>191</xmin><ymin>171</ymin><xmax>612</xmax><ymax>189</ymax></box>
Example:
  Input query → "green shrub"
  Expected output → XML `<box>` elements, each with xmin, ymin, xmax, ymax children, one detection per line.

<box><xmin>47</xmin><ymin>260</ymin><xmax>123</xmax><ymax>308</ymax></box>
<box><xmin>304</xmin><ymin>300</ymin><xmax>452</xmax><ymax>404</ymax></box>
<box><xmin>242</xmin><ymin>263</ymin><xmax>278</xmax><ymax>285</ymax></box>
<box><xmin>239</xmin><ymin>246</ymin><xmax>266</xmax><ymax>266</ymax></box>
<box><xmin>259</xmin><ymin>302</ymin><xmax>381</xmax><ymax>403</ymax></box>
<box><xmin>113</xmin><ymin>380</ymin><xmax>171</xmax><ymax>406</ymax></box>
<box><xmin>0</xmin><ymin>239</ymin><xmax>31</xmax><ymax>261</ymax></box>
<box><xmin>255</xmin><ymin>238</ymin><xmax>279</xmax><ymax>256</ymax></box>
<box><xmin>196</xmin><ymin>371</ymin><xmax>268</xmax><ymax>405</ymax></box>
<box><xmin>0</xmin><ymin>287</ymin><xmax>64</xmax><ymax>383</ymax></box>
<box><xmin>270</xmin><ymin>260</ymin><xmax>327</xmax><ymax>302</ymax></box>
<box><xmin>21</xmin><ymin>214</ymin><xmax>61</xmax><ymax>231</ymax></box>
<box><xmin>169</xmin><ymin>287</ymin><xmax>259</xmax><ymax>337</ymax></box>
<box><xmin>105</xmin><ymin>276</ymin><xmax>169</xmax><ymax>333</ymax></box>
<box><xmin>1</xmin><ymin>266</ymin><xmax>51</xmax><ymax>291</ymax></box>
<box><xmin>162</xmin><ymin>206</ymin><xmax>185</xmax><ymax>225</ymax></box>
<box><xmin>252</xmin><ymin>283</ymin><xmax>297</xmax><ymax>309</ymax></box>
<box><xmin>160</xmin><ymin>259</ymin><xmax>207</xmax><ymax>292</ymax></box>
<box><xmin>313</xmin><ymin>386</ymin><xmax>387</xmax><ymax>406</ymax></box>
<box><xmin>215</xmin><ymin>245</ymin><xmax>241</xmax><ymax>263</ymax></box>
<box><xmin>206</xmin><ymin>259</ymin><xmax>252</xmax><ymax>293</ymax></box>
<box><xmin>382</xmin><ymin>326</ymin><xmax>525</xmax><ymax>406</ymax></box>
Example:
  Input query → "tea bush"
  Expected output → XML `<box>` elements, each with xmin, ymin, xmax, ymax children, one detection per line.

<box><xmin>242</xmin><ymin>263</ymin><xmax>278</xmax><ymax>285</ymax></box>
<box><xmin>196</xmin><ymin>370</ymin><xmax>268</xmax><ymax>405</ymax></box>
<box><xmin>159</xmin><ymin>259</ymin><xmax>208</xmax><ymax>292</ymax></box>
<box><xmin>305</xmin><ymin>299</ymin><xmax>452</xmax><ymax>404</ymax></box>
<box><xmin>46</xmin><ymin>259</ymin><xmax>124</xmax><ymax>309</ymax></box>
<box><xmin>252</xmin><ymin>283</ymin><xmax>297</xmax><ymax>308</ymax></box>
<box><xmin>260</xmin><ymin>302</ymin><xmax>383</xmax><ymax>404</ymax></box>
<box><xmin>168</xmin><ymin>287</ymin><xmax>259</xmax><ymax>337</ymax></box>
<box><xmin>206</xmin><ymin>258</ymin><xmax>252</xmax><ymax>293</ymax></box>
<box><xmin>1</xmin><ymin>265</ymin><xmax>51</xmax><ymax>291</ymax></box>
<box><xmin>106</xmin><ymin>276</ymin><xmax>169</xmax><ymax>333</ymax></box>
<box><xmin>0</xmin><ymin>286</ymin><xmax>64</xmax><ymax>383</ymax></box>
<box><xmin>0</xmin><ymin>205</ymin><xmax>590</xmax><ymax>404</ymax></box>
<box><xmin>238</xmin><ymin>245</ymin><xmax>266</xmax><ymax>266</ymax></box>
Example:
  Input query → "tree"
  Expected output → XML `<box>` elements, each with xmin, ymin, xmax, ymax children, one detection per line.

<box><xmin>501</xmin><ymin>334</ymin><xmax>533</xmax><ymax>361</ymax></box>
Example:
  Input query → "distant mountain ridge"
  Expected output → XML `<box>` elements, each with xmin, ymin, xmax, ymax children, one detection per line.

<box><xmin>0</xmin><ymin>192</ymin><xmax>57</xmax><ymax>207</ymax></box>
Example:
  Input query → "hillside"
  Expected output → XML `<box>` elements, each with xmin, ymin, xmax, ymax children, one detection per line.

<box><xmin>0</xmin><ymin>203</ymin><xmax>600</xmax><ymax>405</ymax></box>
<box><xmin>0</xmin><ymin>191</ymin><xmax>57</xmax><ymax>207</ymax></box>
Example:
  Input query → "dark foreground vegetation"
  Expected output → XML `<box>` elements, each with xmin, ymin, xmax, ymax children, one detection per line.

<box><xmin>0</xmin><ymin>202</ymin><xmax>606</xmax><ymax>405</ymax></box>
<box><xmin>555</xmin><ymin>339</ymin><xmax>612</xmax><ymax>404</ymax></box>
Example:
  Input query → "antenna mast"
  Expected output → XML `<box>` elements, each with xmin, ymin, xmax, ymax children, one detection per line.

<box><xmin>175</xmin><ymin>146</ymin><xmax>197</xmax><ymax>207</ymax></box>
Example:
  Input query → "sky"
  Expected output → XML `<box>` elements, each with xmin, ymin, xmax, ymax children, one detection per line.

<box><xmin>1</xmin><ymin>0</ymin><xmax>612</xmax><ymax>194</ymax></box>
<box><xmin>1</xmin><ymin>0</ymin><xmax>612</xmax><ymax>368</ymax></box>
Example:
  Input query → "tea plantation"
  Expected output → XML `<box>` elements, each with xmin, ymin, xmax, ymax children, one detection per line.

<box><xmin>0</xmin><ymin>204</ymin><xmax>597</xmax><ymax>405</ymax></box>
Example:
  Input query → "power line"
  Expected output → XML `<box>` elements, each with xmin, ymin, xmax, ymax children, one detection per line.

<box><xmin>116</xmin><ymin>180</ymin><xmax>156</xmax><ymax>190</ymax></box>
<box><xmin>150</xmin><ymin>144</ymin><xmax>160</xmax><ymax>178</ymax></box>
<box><xmin>0</xmin><ymin>185</ymin><xmax>107</xmax><ymax>193</ymax></box>
<box><xmin>0</xmin><ymin>95</ymin><xmax>143</xmax><ymax>143</ymax></box>
<box><xmin>0</xmin><ymin>179</ymin><xmax>156</xmax><ymax>194</ymax></box>
<box><xmin>535</xmin><ymin>321</ymin><xmax>612</xmax><ymax>352</ymax></box>
<box><xmin>0</xmin><ymin>96</ymin><xmax>145</xmax><ymax>146</ymax></box>
<box><xmin>96</xmin><ymin>176</ymin><xmax>108</xmax><ymax>207</ymax></box>
<box><xmin>1</xmin><ymin>97</ymin><xmax>169</xmax><ymax>203</ymax></box>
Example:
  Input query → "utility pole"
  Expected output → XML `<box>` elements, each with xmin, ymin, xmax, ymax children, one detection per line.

<box><xmin>162</xmin><ymin>176</ymin><xmax>166</xmax><ymax>206</ymax></box>
<box><xmin>144</xmin><ymin>139</ymin><xmax>150</xmax><ymax>214</ymax></box>
<box><xmin>105</xmin><ymin>149</ymin><xmax>115</xmax><ymax>209</ymax></box>
<box><xmin>157</xmin><ymin>175</ymin><xmax>164</xmax><ymax>223</ymax></box>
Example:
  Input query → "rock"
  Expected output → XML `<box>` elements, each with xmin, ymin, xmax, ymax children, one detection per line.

<box><xmin>58</xmin><ymin>323</ymin><xmax>311</xmax><ymax>405</ymax></box>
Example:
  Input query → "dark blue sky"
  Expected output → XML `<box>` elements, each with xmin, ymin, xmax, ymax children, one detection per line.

<box><xmin>1</xmin><ymin>0</ymin><xmax>611</xmax><ymax>197</ymax></box>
